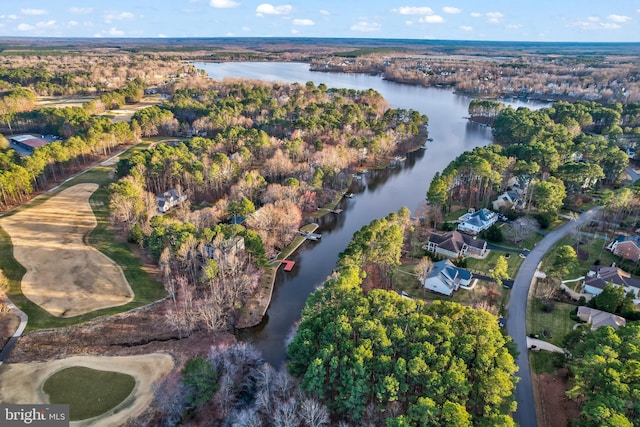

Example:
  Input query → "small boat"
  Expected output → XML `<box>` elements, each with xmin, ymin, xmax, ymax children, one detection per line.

<box><xmin>344</xmin><ymin>193</ymin><xmax>354</xmax><ymax>198</ymax></box>
<box><xmin>427</xmin><ymin>137</ymin><xmax>434</xmax><ymax>142</ymax></box>
<box><xmin>393</xmin><ymin>155</ymin><xmax>407</xmax><ymax>162</ymax></box>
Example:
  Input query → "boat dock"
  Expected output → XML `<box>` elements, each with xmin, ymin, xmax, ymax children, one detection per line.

<box><xmin>280</xmin><ymin>260</ymin><xmax>295</xmax><ymax>271</ymax></box>
<box><xmin>299</xmin><ymin>231</ymin><xmax>322</xmax><ymax>241</ymax></box>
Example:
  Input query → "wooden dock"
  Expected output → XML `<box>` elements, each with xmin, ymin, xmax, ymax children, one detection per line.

<box><xmin>236</xmin><ymin>222</ymin><xmax>319</xmax><ymax>329</ymax></box>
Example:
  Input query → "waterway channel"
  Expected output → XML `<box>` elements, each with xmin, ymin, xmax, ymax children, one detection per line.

<box><xmin>196</xmin><ymin>61</ymin><xmax>543</xmax><ymax>367</ymax></box>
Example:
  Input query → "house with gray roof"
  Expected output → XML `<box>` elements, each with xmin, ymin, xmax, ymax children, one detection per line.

<box><xmin>423</xmin><ymin>259</ymin><xmax>473</xmax><ymax>296</ymax></box>
<box><xmin>457</xmin><ymin>208</ymin><xmax>499</xmax><ymax>235</ymax></box>
<box><xmin>157</xmin><ymin>188</ymin><xmax>187</xmax><ymax>213</ymax></box>
<box><xmin>492</xmin><ymin>190</ymin><xmax>525</xmax><ymax>211</ymax></box>
<box><xmin>423</xmin><ymin>230</ymin><xmax>487</xmax><ymax>258</ymax></box>
<box><xmin>577</xmin><ymin>306</ymin><xmax>626</xmax><ymax>330</ymax></box>
<box><xmin>583</xmin><ymin>264</ymin><xmax>640</xmax><ymax>299</ymax></box>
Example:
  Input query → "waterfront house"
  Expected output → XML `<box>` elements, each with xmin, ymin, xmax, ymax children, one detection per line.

<box><xmin>457</xmin><ymin>208</ymin><xmax>499</xmax><ymax>235</ymax></box>
<box><xmin>423</xmin><ymin>259</ymin><xmax>473</xmax><ymax>296</ymax></box>
<box><xmin>423</xmin><ymin>230</ymin><xmax>487</xmax><ymax>258</ymax></box>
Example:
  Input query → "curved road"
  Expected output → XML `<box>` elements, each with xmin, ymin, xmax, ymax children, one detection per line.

<box><xmin>507</xmin><ymin>208</ymin><xmax>598</xmax><ymax>427</ymax></box>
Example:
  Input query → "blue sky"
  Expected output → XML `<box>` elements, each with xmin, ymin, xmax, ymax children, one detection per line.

<box><xmin>1</xmin><ymin>1</ymin><xmax>639</xmax><ymax>42</ymax></box>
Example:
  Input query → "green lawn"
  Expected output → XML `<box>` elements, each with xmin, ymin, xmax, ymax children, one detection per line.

<box><xmin>541</xmin><ymin>235</ymin><xmax>620</xmax><ymax>280</ymax></box>
<box><xmin>0</xmin><ymin>142</ymin><xmax>165</xmax><ymax>330</ymax></box>
<box><xmin>43</xmin><ymin>367</ymin><xmax>135</xmax><ymax>421</ymax></box>
<box><xmin>526</xmin><ymin>298</ymin><xmax>576</xmax><ymax>348</ymax></box>
<box><xmin>393</xmin><ymin>263</ymin><xmax>508</xmax><ymax>314</ymax></box>
<box><xmin>465</xmin><ymin>250</ymin><xmax>524</xmax><ymax>280</ymax></box>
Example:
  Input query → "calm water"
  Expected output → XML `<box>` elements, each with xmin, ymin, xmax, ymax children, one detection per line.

<box><xmin>196</xmin><ymin>62</ymin><xmax>544</xmax><ymax>366</ymax></box>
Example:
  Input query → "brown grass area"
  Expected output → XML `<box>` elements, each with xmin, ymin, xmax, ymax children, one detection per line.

<box><xmin>533</xmin><ymin>369</ymin><xmax>581</xmax><ymax>427</ymax></box>
<box><xmin>0</xmin><ymin>183</ymin><xmax>133</xmax><ymax>317</ymax></box>
<box><xmin>0</xmin><ymin>354</ymin><xmax>174</xmax><ymax>427</ymax></box>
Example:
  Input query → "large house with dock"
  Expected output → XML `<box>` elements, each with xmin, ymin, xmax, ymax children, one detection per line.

<box><xmin>423</xmin><ymin>259</ymin><xmax>473</xmax><ymax>296</ymax></box>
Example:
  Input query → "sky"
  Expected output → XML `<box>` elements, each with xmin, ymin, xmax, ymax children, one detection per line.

<box><xmin>1</xmin><ymin>1</ymin><xmax>639</xmax><ymax>42</ymax></box>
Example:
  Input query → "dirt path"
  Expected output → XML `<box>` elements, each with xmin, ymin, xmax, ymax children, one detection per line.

<box><xmin>0</xmin><ymin>183</ymin><xmax>133</xmax><ymax>317</ymax></box>
<box><xmin>0</xmin><ymin>353</ymin><xmax>174</xmax><ymax>426</ymax></box>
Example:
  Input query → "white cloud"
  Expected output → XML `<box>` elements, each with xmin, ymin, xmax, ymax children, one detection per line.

<box><xmin>470</xmin><ymin>12</ymin><xmax>482</xmax><ymax>18</ymax></box>
<box><xmin>67</xmin><ymin>20</ymin><xmax>78</xmax><ymax>27</ymax></box>
<box><xmin>443</xmin><ymin>6</ymin><xmax>461</xmax><ymax>14</ymax></box>
<box><xmin>608</xmin><ymin>14</ymin><xmax>631</xmax><ymax>23</ymax></box>
<box><xmin>320</xmin><ymin>10</ymin><xmax>330</xmax><ymax>16</ymax></box>
<box><xmin>460</xmin><ymin>25</ymin><xmax>473</xmax><ymax>31</ymax></box>
<box><xmin>158</xmin><ymin>33</ymin><xmax>168</xmax><ymax>38</ymax></box>
<box><xmin>291</xmin><ymin>28</ymin><xmax>299</xmax><ymax>34</ymax></box>
<box><xmin>293</xmin><ymin>18</ymin><xmax>314</xmax><ymax>26</ymax></box>
<box><xmin>256</xmin><ymin>3</ymin><xmax>292</xmax><ymax>16</ymax></box>
<box><xmin>485</xmin><ymin>12</ymin><xmax>504</xmax><ymax>24</ymax></box>
<box><xmin>210</xmin><ymin>0</ymin><xmax>240</xmax><ymax>8</ymax></box>
<box><xmin>69</xmin><ymin>7</ymin><xmax>93</xmax><ymax>14</ymax></box>
<box><xmin>420</xmin><ymin>15</ymin><xmax>444</xmax><ymax>24</ymax></box>
<box><xmin>242</xmin><ymin>26</ymin><xmax>251</xmax><ymax>31</ymax></box>
<box><xmin>36</xmin><ymin>20</ymin><xmax>57</xmax><ymax>29</ymax></box>
<box><xmin>572</xmin><ymin>19</ymin><xmax>621</xmax><ymax>30</ymax></box>
<box><xmin>405</xmin><ymin>20</ymin><xmax>414</xmax><ymax>26</ymax></box>
<box><xmin>351</xmin><ymin>20</ymin><xmax>381</xmax><ymax>32</ymax></box>
<box><xmin>394</xmin><ymin>6</ymin><xmax>433</xmax><ymax>15</ymax></box>
<box><xmin>17</xmin><ymin>23</ymin><xmax>35</xmax><ymax>31</ymax></box>
<box><xmin>104</xmin><ymin>11</ymin><xmax>134</xmax><ymax>23</ymax></box>
<box><xmin>106</xmin><ymin>27</ymin><xmax>125</xmax><ymax>36</ymax></box>
<box><xmin>21</xmin><ymin>8</ymin><xmax>47</xmax><ymax>16</ymax></box>
<box><xmin>8</xmin><ymin>15</ymin><xmax>17</xmax><ymax>20</ymax></box>
<box><xmin>587</xmin><ymin>16</ymin><xmax>600</xmax><ymax>22</ymax></box>
<box><xmin>506</xmin><ymin>24</ymin><xmax>522</xmax><ymax>30</ymax></box>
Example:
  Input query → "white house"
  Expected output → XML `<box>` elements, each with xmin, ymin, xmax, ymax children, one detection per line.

<box><xmin>423</xmin><ymin>230</ymin><xmax>487</xmax><ymax>258</ymax></box>
<box><xmin>423</xmin><ymin>259</ymin><xmax>473</xmax><ymax>296</ymax></box>
<box><xmin>457</xmin><ymin>208</ymin><xmax>499</xmax><ymax>235</ymax></box>
<box><xmin>157</xmin><ymin>188</ymin><xmax>187</xmax><ymax>213</ymax></box>
<box><xmin>583</xmin><ymin>264</ymin><xmax>640</xmax><ymax>299</ymax></box>
<box><xmin>492</xmin><ymin>191</ymin><xmax>525</xmax><ymax>211</ymax></box>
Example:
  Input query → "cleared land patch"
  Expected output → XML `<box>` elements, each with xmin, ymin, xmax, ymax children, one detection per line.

<box><xmin>0</xmin><ymin>183</ymin><xmax>133</xmax><ymax>317</ymax></box>
<box><xmin>0</xmin><ymin>353</ymin><xmax>174</xmax><ymax>427</ymax></box>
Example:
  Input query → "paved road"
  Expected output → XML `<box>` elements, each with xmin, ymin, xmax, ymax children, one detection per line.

<box><xmin>625</xmin><ymin>166</ymin><xmax>640</xmax><ymax>184</ymax></box>
<box><xmin>0</xmin><ymin>297</ymin><xmax>28</xmax><ymax>365</ymax></box>
<box><xmin>506</xmin><ymin>208</ymin><xmax>598</xmax><ymax>427</ymax></box>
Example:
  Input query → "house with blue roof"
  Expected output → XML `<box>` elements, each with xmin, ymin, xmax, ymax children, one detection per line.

<box><xmin>423</xmin><ymin>259</ymin><xmax>473</xmax><ymax>296</ymax></box>
<box><xmin>457</xmin><ymin>208</ymin><xmax>499</xmax><ymax>235</ymax></box>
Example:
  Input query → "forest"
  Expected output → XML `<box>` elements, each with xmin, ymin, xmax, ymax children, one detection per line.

<box><xmin>107</xmin><ymin>79</ymin><xmax>426</xmax><ymax>334</ymax></box>
<box><xmin>427</xmin><ymin>100</ymin><xmax>636</xmax><ymax>226</ymax></box>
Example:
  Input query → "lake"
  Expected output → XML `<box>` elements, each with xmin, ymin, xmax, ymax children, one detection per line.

<box><xmin>195</xmin><ymin>61</ymin><xmax>544</xmax><ymax>366</ymax></box>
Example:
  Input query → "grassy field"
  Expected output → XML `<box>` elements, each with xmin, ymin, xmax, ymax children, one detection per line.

<box><xmin>541</xmin><ymin>235</ymin><xmax>620</xmax><ymax>280</ymax></box>
<box><xmin>43</xmin><ymin>366</ymin><xmax>135</xmax><ymax>421</ymax></box>
<box><xmin>526</xmin><ymin>298</ymin><xmax>576</xmax><ymax>348</ymax></box>
<box><xmin>465</xmin><ymin>250</ymin><xmax>524</xmax><ymax>279</ymax></box>
<box><xmin>0</xmin><ymin>142</ymin><xmax>165</xmax><ymax>330</ymax></box>
<box><xmin>392</xmin><ymin>263</ymin><xmax>508</xmax><ymax>314</ymax></box>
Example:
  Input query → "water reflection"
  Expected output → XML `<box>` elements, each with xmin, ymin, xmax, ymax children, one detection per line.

<box><xmin>201</xmin><ymin>62</ymin><xmax>547</xmax><ymax>366</ymax></box>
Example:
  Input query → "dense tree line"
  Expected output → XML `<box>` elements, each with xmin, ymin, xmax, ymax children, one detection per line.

<box><xmin>0</xmin><ymin>114</ymin><xmax>137</xmax><ymax>209</ymax></box>
<box><xmin>564</xmin><ymin>323</ymin><xmax>640</xmax><ymax>426</ymax></box>
<box><xmin>287</xmin><ymin>265</ymin><xmax>518</xmax><ymax>426</ymax></box>
<box><xmin>428</xmin><ymin>100</ymin><xmax>631</xmax><ymax>220</ymax></box>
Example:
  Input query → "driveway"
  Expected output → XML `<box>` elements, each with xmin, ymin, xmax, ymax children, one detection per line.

<box><xmin>527</xmin><ymin>337</ymin><xmax>565</xmax><ymax>353</ymax></box>
<box><xmin>506</xmin><ymin>208</ymin><xmax>598</xmax><ymax>427</ymax></box>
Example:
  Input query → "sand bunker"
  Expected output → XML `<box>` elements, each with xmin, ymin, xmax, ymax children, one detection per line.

<box><xmin>0</xmin><ymin>353</ymin><xmax>174</xmax><ymax>426</ymax></box>
<box><xmin>0</xmin><ymin>184</ymin><xmax>133</xmax><ymax>317</ymax></box>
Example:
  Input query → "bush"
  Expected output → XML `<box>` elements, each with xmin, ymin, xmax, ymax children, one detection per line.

<box><xmin>536</xmin><ymin>213</ymin><xmax>552</xmax><ymax>229</ymax></box>
<box><xmin>480</xmin><ymin>224</ymin><xmax>504</xmax><ymax>243</ymax></box>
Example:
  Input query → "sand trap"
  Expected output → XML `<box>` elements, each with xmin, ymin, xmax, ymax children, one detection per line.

<box><xmin>0</xmin><ymin>353</ymin><xmax>174</xmax><ymax>426</ymax></box>
<box><xmin>0</xmin><ymin>184</ymin><xmax>133</xmax><ymax>317</ymax></box>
